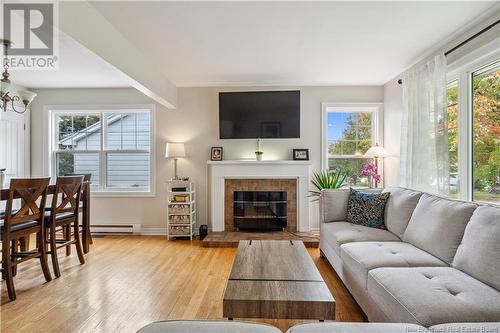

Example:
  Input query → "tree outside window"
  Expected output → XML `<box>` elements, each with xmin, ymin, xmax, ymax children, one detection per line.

<box><xmin>472</xmin><ymin>66</ymin><xmax>499</xmax><ymax>203</ymax></box>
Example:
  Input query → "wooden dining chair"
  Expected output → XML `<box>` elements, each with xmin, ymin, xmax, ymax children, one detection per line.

<box><xmin>1</xmin><ymin>177</ymin><xmax>52</xmax><ymax>301</ymax></box>
<box><xmin>64</xmin><ymin>173</ymin><xmax>92</xmax><ymax>247</ymax></box>
<box><xmin>45</xmin><ymin>176</ymin><xmax>85</xmax><ymax>278</ymax></box>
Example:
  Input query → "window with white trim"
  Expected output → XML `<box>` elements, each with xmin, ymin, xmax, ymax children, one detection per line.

<box><xmin>322</xmin><ymin>104</ymin><xmax>382</xmax><ymax>187</ymax></box>
<box><xmin>447</xmin><ymin>52</ymin><xmax>499</xmax><ymax>204</ymax></box>
<box><xmin>51</xmin><ymin>107</ymin><xmax>154</xmax><ymax>194</ymax></box>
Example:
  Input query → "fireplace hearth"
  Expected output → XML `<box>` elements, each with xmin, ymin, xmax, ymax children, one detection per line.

<box><xmin>233</xmin><ymin>191</ymin><xmax>287</xmax><ymax>231</ymax></box>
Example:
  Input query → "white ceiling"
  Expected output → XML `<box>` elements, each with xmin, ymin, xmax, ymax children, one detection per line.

<box><xmin>90</xmin><ymin>1</ymin><xmax>496</xmax><ymax>87</ymax></box>
<box><xmin>9</xmin><ymin>1</ymin><xmax>497</xmax><ymax>89</ymax></box>
<box><xmin>10</xmin><ymin>33</ymin><xmax>129</xmax><ymax>89</ymax></box>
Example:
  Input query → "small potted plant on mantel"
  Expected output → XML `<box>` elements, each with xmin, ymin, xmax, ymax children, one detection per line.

<box><xmin>255</xmin><ymin>138</ymin><xmax>264</xmax><ymax>161</ymax></box>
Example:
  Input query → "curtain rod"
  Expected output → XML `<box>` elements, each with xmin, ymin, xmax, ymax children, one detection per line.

<box><xmin>398</xmin><ymin>19</ymin><xmax>500</xmax><ymax>85</ymax></box>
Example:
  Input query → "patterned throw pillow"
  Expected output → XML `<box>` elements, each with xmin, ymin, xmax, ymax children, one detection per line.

<box><xmin>346</xmin><ymin>188</ymin><xmax>390</xmax><ymax>229</ymax></box>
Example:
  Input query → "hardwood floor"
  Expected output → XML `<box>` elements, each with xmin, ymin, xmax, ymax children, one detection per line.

<box><xmin>202</xmin><ymin>231</ymin><xmax>320</xmax><ymax>248</ymax></box>
<box><xmin>1</xmin><ymin>236</ymin><xmax>364</xmax><ymax>333</ymax></box>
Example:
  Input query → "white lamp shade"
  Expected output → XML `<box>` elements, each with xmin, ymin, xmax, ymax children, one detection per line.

<box><xmin>165</xmin><ymin>142</ymin><xmax>186</xmax><ymax>158</ymax></box>
<box><xmin>1</xmin><ymin>78</ymin><xmax>10</xmax><ymax>95</ymax></box>
<box><xmin>19</xmin><ymin>89</ymin><xmax>37</xmax><ymax>104</ymax></box>
<box><xmin>364</xmin><ymin>144</ymin><xmax>388</xmax><ymax>158</ymax></box>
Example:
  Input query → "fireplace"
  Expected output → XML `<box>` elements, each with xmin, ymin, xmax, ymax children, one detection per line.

<box><xmin>224</xmin><ymin>179</ymin><xmax>297</xmax><ymax>232</ymax></box>
<box><xmin>209</xmin><ymin>161</ymin><xmax>311</xmax><ymax>232</ymax></box>
<box><xmin>234</xmin><ymin>191</ymin><xmax>287</xmax><ymax>231</ymax></box>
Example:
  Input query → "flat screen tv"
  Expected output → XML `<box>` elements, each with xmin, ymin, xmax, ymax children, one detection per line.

<box><xmin>219</xmin><ymin>90</ymin><xmax>300</xmax><ymax>139</ymax></box>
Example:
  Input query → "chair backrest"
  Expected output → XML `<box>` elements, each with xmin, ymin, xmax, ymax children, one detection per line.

<box><xmin>64</xmin><ymin>173</ymin><xmax>91</xmax><ymax>182</ymax></box>
<box><xmin>3</xmin><ymin>178</ymin><xmax>50</xmax><ymax>232</ymax></box>
<box><xmin>51</xmin><ymin>176</ymin><xmax>84</xmax><ymax>217</ymax></box>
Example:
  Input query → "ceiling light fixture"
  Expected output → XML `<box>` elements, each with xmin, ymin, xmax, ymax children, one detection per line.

<box><xmin>0</xmin><ymin>39</ymin><xmax>37</xmax><ymax>114</ymax></box>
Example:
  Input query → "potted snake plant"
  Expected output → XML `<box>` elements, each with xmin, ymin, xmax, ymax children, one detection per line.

<box><xmin>309</xmin><ymin>169</ymin><xmax>347</xmax><ymax>201</ymax></box>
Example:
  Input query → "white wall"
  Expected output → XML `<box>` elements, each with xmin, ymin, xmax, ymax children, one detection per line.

<box><xmin>30</xmin><ymin>86</ymin><xmax>383</xmax><ymax>232</ymax></box>
<box><xmin>1</xmin><ymin>83</ymin><xmax>31</xmax><ymax>187</ymax></box>
<box><xmin>381</xmin><ymin>7</ymin><xmax>500</xmax><ymax>188</ymax></box>
<box><xmin>383</xmin><ymin>78</ymin><xmax>402</xmax><ymax>187</ymax></box>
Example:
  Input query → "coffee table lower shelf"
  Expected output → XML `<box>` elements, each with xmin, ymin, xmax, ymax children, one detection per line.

<box><xmin>223</xmin><ymin>279</ymin><xmax>335</xmax><ymax>320</ymax></box>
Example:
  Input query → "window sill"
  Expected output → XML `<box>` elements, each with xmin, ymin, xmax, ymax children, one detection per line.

<box><xmin>91</xmin><ymin>191</ymin><xmax>156</xmax><ymax>198</ymax></box>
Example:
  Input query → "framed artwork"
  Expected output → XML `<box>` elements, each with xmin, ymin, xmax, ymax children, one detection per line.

<box><xmin>211</xmin><ymin>147</ymin><xmax>223</xmax><ymax>161</ymax></box>
<box><xmin>293</xmin><ymin>149</ymin><xmax>309</xmax><ymax>161</ymax></box>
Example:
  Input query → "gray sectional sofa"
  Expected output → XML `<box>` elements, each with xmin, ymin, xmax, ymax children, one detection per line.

<box><xmin>137</xmin><ymin>320</ymin><xmax>500</xmax><ymax>332</ymax></box>
<box><xmin>319</xmin><ymin>187</ymin><xmax>500</xmax><ymax>327</ymax></box>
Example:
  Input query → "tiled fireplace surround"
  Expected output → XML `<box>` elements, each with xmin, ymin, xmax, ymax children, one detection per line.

<box><xmin>224</xmin><ymin>179</ymin><xmax>297</xmax><ymax>232</ymax></box>
<box><xmin>207</xmin><ymin>161</ymin><xmax>311</xmax><ymax>232</ymax></box>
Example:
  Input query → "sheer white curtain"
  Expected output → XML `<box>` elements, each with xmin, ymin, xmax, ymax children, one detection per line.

<box><xmin>400</xmin><ymin>54</ymin><xmax>449</xmax><ymax>195</ymax></box>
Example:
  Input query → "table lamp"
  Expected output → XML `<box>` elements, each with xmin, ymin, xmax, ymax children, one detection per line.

<box><xmin>165</xmin><ymin>142</ymin><xmax>186</xmax><ymax>180</ymax></box>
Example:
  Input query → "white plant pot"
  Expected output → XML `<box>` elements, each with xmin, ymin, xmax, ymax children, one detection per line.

<box><xmin>256</xmin><ymin>154</ymin><xmax>263</xmax><ymax>161</ymax></box>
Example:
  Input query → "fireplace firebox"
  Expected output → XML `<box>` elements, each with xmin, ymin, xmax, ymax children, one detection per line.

<box><xmin>233</xmin><ymin>191</ymin><xmax>287</xmax><ymax>231</ymax></box>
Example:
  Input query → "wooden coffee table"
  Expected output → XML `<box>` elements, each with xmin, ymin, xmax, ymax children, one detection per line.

<box><xmin>223</xmin><ymin>240</ymin><xmax>335</xmax><ymax>320</ymax></box>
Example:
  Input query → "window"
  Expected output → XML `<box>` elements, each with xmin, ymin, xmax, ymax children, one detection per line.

<box><xmin>447</xmin><ymin>44</ymin><xmax>499</xmax><ymax>205</ymax></box>
<box><xmin>472</xmin><ymin>62</ymin><xmax>499</xmax><ymax>204</ymax></box>
<box><xmin>322</xmin><ymin>104</ymin><xmax>382</xmax><ymax>187</ymax></box>
<box><xmin>446</xmin><ymin>80</ymin><xmax>459</xmax><ymax>198</ymax></box>
<box><xmin>50</xmin><ymin>107</ymin><xmax>154</xmax><ymax>195</ymax></box>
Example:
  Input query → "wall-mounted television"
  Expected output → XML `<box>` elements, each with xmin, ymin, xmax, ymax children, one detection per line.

<box><xmin>219</xmin><ymin>90</ymin><xmax>300</xmax><ymax>139</ymax></box>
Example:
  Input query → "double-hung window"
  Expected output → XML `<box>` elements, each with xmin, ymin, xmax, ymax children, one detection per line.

<box><xmin>447</xmin><ymin>41</ymin><xmax>499</xmax><ymax>205</ymax></box>
<box><xmin>50</xmin><ymin>106</ymin><xmax>155</xmax><ymax>195</ymax></box>
<box><xmin>322</xmin><ymin>103</ymin><xmax>383</xmax><ymax>187</ymax></box>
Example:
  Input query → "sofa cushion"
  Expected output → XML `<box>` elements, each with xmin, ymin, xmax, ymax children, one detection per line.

<box><xmin>429</xmin><ymin>322</ymin><xmax>500</xmax><ymax>332</ymax></box>
<box><xmin>321</xmin><ymin>189</ymin><xmax>350</xmax><ymax>222</ymax></box>
<box><xmin>137</xmin><ymin>320</ymin><xmax>282</xmax><ymax>333</ymax></box>
<box><xmin>286</xmin><ymin>322</ymin><xmax>429</xmax><ymax>333</ymax></box>
<box><xmin>321</xmin><ymin>222</ymin><xmax>399</xmax><ymax>255</ymax></box>
<box><xmin>452</xmin><ymin>205</ymin><xmax>500</xmax><ymax>291</ymax></box>
<box><xmin>382</xmin><ymin>187</ymin><xmax>422</xmax><ymax>238</ymax></box>
<box><xmin>367</xmin><ymin>267</ymin><xmax>500</xmax><ymax>327</ymax></box>
<box><xmin>403</xmin><ymin>193</ymin><xmax>477</xmax><ymax>264</ymax></box>
<box><xmin>340</xmin><ymin>241</ymin><xmax>446</xmax><ymax>290</ymax></box>
<box><xmin>346</xmin><ymin>189</ymin><xmax>390</xmax><ymax>229</ymax></box>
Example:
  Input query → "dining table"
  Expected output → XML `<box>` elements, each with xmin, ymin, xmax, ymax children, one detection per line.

<box><xmin>0</xmin><ymin>181</ymin><xmax>92</xmax><ymax>253</ymax></box>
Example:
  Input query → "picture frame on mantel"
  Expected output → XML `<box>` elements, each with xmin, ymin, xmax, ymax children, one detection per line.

<box><xmin>211</xmin><ymin>147</ymin><xmax>223</xmax><ymax>161</ymax></box>
<box><xmin>293</xmin><ymin>149</ymin><xmax>309</xmax><ymax>161</ymax></box>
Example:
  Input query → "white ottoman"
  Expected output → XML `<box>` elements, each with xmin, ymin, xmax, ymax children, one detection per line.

<box><xmin>137</xmin><ymin>320</ymin><xmax>282</xmax><ymax>333</ymax></box>
<box><xmin>286</xmin><ymin>322</ymin><xmax>429</xmax><ymax>333</ymax></box>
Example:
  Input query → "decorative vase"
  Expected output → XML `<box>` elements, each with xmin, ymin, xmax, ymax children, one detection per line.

<box><xmin>255</xmin><ymin>138</ymin><xmax>263</xmax><ymax>161</ymax></box>
<box><xmin>368</xmin><ymin>176</ymin><xmax>375</xmax><ymax>189</ymax></box>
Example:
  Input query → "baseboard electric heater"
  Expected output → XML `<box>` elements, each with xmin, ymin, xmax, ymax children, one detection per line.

<box><xmin>233</xmin><ymin>191</ymin><xmax>287</xmax><ymax>231</ymax></box>
<box><xmin>90</xmin><ymin>224</ymin><xmax>142</xmax><ymax>235</ymax></box>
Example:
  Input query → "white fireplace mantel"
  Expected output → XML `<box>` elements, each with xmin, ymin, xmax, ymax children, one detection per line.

<box><xmin>207</xmin><ymin>160</ymin><xmax>312</xmax><ymax>232</ymax></box>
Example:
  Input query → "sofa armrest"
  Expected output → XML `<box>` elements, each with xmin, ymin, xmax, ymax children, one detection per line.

<box><xmin>320</xmin><ymin>189</ymin><xmax>351</xmax><ymax>223</ymax></box>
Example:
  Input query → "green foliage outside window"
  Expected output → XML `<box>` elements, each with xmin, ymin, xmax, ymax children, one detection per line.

<box><xmin>473</xmin><ymin>68</ymin><xmax>499</xmax><ymax>202</ymax></box>
<box><xmin>447</xmin><ymin>67</ymin><xmax>499</xmax><ymax>203</ymax></box>
<box><xmin>328</xmin><ymin>112</ymin><xmax>372</xmax><ymax>186</ymax></box>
